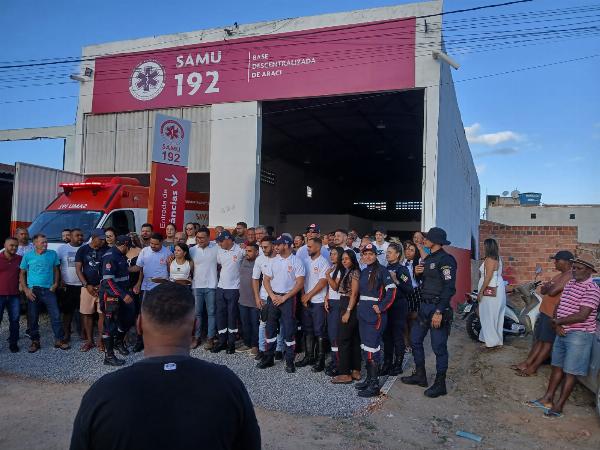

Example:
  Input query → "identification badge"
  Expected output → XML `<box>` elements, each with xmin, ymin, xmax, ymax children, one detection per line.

<box><xmin>164</xmin><ymin>362</ymin><xmax>177</xmax><ymax>371</ymax></box>
<box><xmin>430</xmin><ymin>263</ymin><xmax>436</xmax><ymax>269</ymax></box>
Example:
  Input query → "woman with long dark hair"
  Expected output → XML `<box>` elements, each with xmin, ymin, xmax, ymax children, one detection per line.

<box><xmin>402</xmin><ymin>240</ymin><xmax>422</xmax><ymax>352</ymax></box>
<box><xmin>331</xmin><ymin>249</ymin><xmax>361</xmax><ymax>384</ymax></box>
<box><xmin>478</xmin><ymin>238</ymin><xmax>505</xmax><ymax>349</ymax></box>
<box><xmin>353</xmin><ymin>244</ymin><xmax>397</xmax><ymax>397</ymax></box>
<box><xmin>168</xmin><ymin>243</ymin><xmax>194</xmax><ymax>285</ymax></box>
<box><xmin>324</xmin><ymin>246</ymin><xmax>345</xmax><ymax>377</ymax></box>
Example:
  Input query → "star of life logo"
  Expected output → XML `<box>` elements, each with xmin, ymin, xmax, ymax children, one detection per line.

<box><xmin>160</xmin><ymin>120</ymin><xmax>185</xmax><ymax>145</ymax></box>
<box><xmin>129</xmin><ymin>60</ymin><xmax>165</xmax><ymax>101</ymax></box>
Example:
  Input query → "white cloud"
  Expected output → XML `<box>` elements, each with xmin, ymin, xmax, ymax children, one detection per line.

<box><xmin>474</xmin><ymin>147</ymin><xmax>518</xmax><ymax>158</ymax></box>
<box><xmin>475</xmin><ymin>163</ymin><xmax>487</xmax><ymax>175</ymax></box>
<box><xmin>465</xmin><ymin>123</ymin><xmax>523</xmax><ymax>146</ymax></box>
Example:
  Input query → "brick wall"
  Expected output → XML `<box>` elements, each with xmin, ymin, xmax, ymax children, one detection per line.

<box><xmin>576</xmin><ymin>242</ymin><xmax>600</xmax><ymax>271</ymax></box>
<box><xmin>479</xmin><ymin>220</ymin><xmax>578</xmax><ymax>286</ymax></box>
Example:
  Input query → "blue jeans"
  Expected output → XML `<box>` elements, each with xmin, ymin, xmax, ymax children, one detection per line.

<box><xmin>194</xmin><ymin>288</ymin><xmax>216</xmax><ymax>339</ymax></box>
<box><xmin>0</xmin><ymin>295</ymin><xmax>20</xmax><ymax>345</ymax></box>
<box><xmin>28</xmin><ymin>287</ymin><xmax>64</xmax><ymax>342</ymax></box>
<box><xmin>239</xmin><ymin>304</ymin><xmax>259</xmax><ymax>347</ymax></box>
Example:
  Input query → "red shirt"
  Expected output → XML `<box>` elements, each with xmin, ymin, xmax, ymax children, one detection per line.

<box><xmin>0</xmin><ymin>252</ymin><xmax>22</xmax><ymax>296</ymax></box>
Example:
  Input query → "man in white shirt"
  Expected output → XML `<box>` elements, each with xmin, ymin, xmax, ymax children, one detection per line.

<box><xmin>296</xmin><ymin>237</ymin><xmax>329</xmax><ymax>372</ymax></box>
<box><xmin>212</xmin><ymin>230</ymin><xmax>245</xmax><ymax>354</ymax></box>
<box><xmin>56</xmin><ymin>228</ymin><xmax>84</xmax><ymax>343</ymax></box>
<box><xmin>132</xmin><ymin>233</ymin><xmax>172</xmax><ymax>352</ymax></box>
<box><xmin>252</xmin><ymin>236</ymin><xmax>284</xmax><ymax>362</ymax></box>
<box><xmin>257</xmin><ymin>235</ymin><xmax>305</xmax><ymax>373</ymax></box>
<box><xmin>373</xmin><ymin>230</ymin><xmax>389</xmax><ymax>267</ymax></box>
<box><xmin>295</xmin><ymin>223</ymin><xmax>329</xmax><ymax>263</ymax></box>
<box><xmin>189</xmin><ymin>227</ymin><xmax>218</xmax><ymax>350</ymax></box>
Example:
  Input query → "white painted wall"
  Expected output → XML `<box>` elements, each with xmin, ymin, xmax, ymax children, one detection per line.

<box><xmin>488</xmin><ymin>205</ymin><xmax>600</xmax><ymax>243</ymax></box>
<box><xmin>434</xmin><ymin>59</ymin><xmax>480</xmax><ymax>252</ymax></box>
<box><xmin>209</xmin><ymin>102</ymin><xmax>261</xmax><ymax>227</ymax></box>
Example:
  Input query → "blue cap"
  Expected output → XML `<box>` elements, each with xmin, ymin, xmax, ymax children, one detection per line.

<box><xmin>115</xmin><ymin>235</ymin><xmax>131</xmax><ymax>246</ymax></box>
<box><xmin>273</xmin><ymin>235</ymin><xmax>293</xmax><ymax>245</ymax></box>
<box><xmin>90</xmin><ymin>229</ymin><xmax>106</xmax><ymax>239</ymax></box>
<box><xmin>216</xmin><ymin>230</ymin><xmax>233</xmax><ymax>242</ymax></box>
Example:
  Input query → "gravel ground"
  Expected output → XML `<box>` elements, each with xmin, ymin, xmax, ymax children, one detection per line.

<box><xmin>0</xmin><ymin>315</ymin><xmax>396</xmax><ymax>417</ymax></box>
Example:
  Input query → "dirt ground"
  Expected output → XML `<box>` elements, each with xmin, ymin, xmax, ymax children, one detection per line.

<box><xmin>1</xmin><ymin>322</ymin><xmax>598</xmax><ymax>450</ymax></box>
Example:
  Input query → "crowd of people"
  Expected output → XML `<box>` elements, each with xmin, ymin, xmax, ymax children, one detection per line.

<box><xmin>1</xmin><ymin>220</ymin><xmax>598</xmax><ymax>409</ymax></box>
<box><xmin>471</xmin><ymin>237</ymin><xmax>600</xmax><ymax>419</ymax></box>
<box><xmin>0</xmin><ymin>221</ymin><xmax>458</xmax><ymax>399</ymax></box>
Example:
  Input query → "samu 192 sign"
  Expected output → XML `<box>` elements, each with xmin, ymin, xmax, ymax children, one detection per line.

<box><xmin>148</xmin><ymin>114</ymin><xmax>191</xmax><ymax>233</ymax></box>
<box><xmin>151</xmin><ymin>114</ymin><xmax>191</xmax><ymax>167</ymax></box>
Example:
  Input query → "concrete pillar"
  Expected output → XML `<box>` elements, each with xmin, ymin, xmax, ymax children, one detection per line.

<box><xmin>209</xmin><ymin>101</ymin><xmax>261</xmax><ymax>227</ymax></box>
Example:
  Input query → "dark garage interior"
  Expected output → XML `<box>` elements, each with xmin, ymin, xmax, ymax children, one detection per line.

<box><xmin>259</xmin><ymin>89</ymin><xmax>425</xmax><ymax>237</ymax></box>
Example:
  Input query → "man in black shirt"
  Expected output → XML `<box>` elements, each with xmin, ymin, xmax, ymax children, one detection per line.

<box><xmin>70</xmin><ymin>282</ymin><xmax>261</xmax><ymax>450</ymax></box>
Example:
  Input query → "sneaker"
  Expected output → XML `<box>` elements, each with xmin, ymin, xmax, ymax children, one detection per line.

<box><xmin>28</xmin><ymin>341</ymin><xmax>40</xmax><ymax>353</ymax></box>
<box><xmin>54</xmin><ymin>340</ymin><xmax>71</xmax><ymax>350</ymax></box>
<box><xmin>250</xmin><ymin>346</ymin><xmax>259</xmax><ymax>356</ymax></box>
<box><xmin>237</xmin><ymin>344</ymin><xmax>251</xmax><ymax>352</ymax></box>
<box><xmin>9</xmin><ymin>343</ymin><xmax>19</xmax><ymax>353</ymax></box>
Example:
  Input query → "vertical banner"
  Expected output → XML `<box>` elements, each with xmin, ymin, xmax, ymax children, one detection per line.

<box><xmin>147</xmin><ymin>114</ymin><xmax>191</xmax><ymax>235</ymax></box>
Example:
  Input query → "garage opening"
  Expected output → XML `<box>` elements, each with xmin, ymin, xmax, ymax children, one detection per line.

<box><xmin>259</xmin><ymin>89</ymin><xmax>424</xmax><ymax>240</ymax></box>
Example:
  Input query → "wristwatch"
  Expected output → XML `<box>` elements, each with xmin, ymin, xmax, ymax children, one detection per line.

<box><xmin>82</xmin><ymin>282</ymin><xmax>88</xmax><ymax>288</ymax></box>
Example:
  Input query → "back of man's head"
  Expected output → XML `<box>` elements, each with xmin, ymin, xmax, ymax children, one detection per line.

<box><xmin>142</xmin><ymin>283</ymin><xmax>195</xmax><ymax>330</ymax></box>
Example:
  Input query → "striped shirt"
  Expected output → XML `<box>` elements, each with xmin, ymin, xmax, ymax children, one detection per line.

<box><xmin>556</xmin><ymin>278</ymin><xmax>600</xmax><ymax>333</ymax></box>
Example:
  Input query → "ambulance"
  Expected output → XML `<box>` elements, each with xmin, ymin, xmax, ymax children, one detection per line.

<box><xmin>27</xmin><ymin>176</ymin><xmax>209</xmax><ymax>249</ymax></box>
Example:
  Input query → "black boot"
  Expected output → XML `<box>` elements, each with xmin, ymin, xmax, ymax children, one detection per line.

<box><xmin>256</xmin><ymin>354</ymin><xmax>274</xmax><ymax>369</ymax></box>
<box><xmin>296</xmin><ymin>334</ymin><xmax>315</xmax><ymax>367</ymax></box>
<box><xmin>358</xmin><ymin>362</ymin><xmax>380</xmax><ymax>398</ymax></box>
<box><xmin>324</xmin><ymin>359</ymin><xmax>338</xmax><ymax>377</ymax></box>
<box><xmin>424</xmin><ymin>373</ymin><xmax>447</xmax><ymax>398</ymax></box>
<box><xmin>254</xmin><ymin>351</ymin><xmax>264</xmax><ymax>361</ymax></box>
<box><xmin>379</xmin><ymin>354</ymin><xmax>393</xmax><ymax>376</ymax></box>
<box><xmin>132</xmin><ymin>334</ymin><xmax>144</xmax><ymax>353</ymax></box>
<box><xmin>354</xmin><ymin>365</ymin><xmax>371</xmax><ymax>390</ymax></box>
<box><xmin>401</xmin><ymin>365</ymin><xmax>428</xmax><ymax>387</ymax></box>
<box><xmin>114</xmin><ymin>331</ymin><xmax>130</xmax><ymax>356</ymax></box>
<box><xmin>389</xmin><ymin>354</ymin><xmax>404</xmax><ymax>376</ymax></box>
<box><xmin>211</xmin><ymin>338</ymin><xmax>228</xmax><ymax>353</ymax></box>
<box><xmin>285</xmin><ymin>359</ymin><xmax>296</xmax><ymax>373</ymax></box>
<box><xmin>311</xmin><ymin>337</ymin><xmax>325</xmax><ymax>372</ymax></box>
<box><xmin>274</xmin><ymin>350</ymin><xmax>283</xmax><ymax>361</ymax></box>
<box><xmin>103</xmin><ymin>337</ymin><xmax>125</xmax><ymax>366</ymax></box>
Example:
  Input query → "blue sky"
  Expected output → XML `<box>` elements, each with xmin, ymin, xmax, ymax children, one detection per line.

<box><xmin>0</xmin><ymin>0</ymin><xmax>598</xmax><ymax>208</ymax></box>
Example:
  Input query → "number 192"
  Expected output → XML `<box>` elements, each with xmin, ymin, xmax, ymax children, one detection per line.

<box><xmin>174</xmin><ymin>71</ymin><xmax>220</xmax><ymax>96</ymax></box>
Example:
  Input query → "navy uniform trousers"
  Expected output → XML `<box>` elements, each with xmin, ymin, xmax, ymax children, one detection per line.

<box><xmin>327</xmin><ymin>298</ymin><xmax>340</xmax><ymax>367</ymax></box>
<box><xmin>301</xmin><ymin>302</ymin><xmax>327</xmax><ymax>337</ymax></box>
<box><xmin>265</xmin><ymin>293</ymin><xmax>297</xmax><ymax>364</ymax></box>
<box><xmin>358</xmin><ymin>300</ymin><xmax>387</xmax><ymax>364</ymax></box>
<box><xmin>216</xmin><ymin>288</ymin><xmax>240</xmax><ymax>347</ymax></box>
<box><xmin>411</xmin><ymin>303</ymin><xmax>450</xmax><ymax>373</ymax></box>
<box><xmin>382</xmin><ymin>296</ymin><xmax>408</xmax><ymax>361</ymax></box>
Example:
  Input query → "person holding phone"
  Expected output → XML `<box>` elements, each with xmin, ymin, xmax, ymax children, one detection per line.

<box><xmin>401</xmin><ymin>227</ymin><xmax>456</xmax><ymax>399</ymax></box>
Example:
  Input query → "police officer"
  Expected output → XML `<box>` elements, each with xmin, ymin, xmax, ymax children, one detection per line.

<box><xmin>257</xmin><ymin>235</ymin><xmax>305</xmax><ymax>373</ymax></box>
<box><xmin>99</xmin><ymin>235</ymin><xmax>136</xmax><ymax>366</ymax></box>
<box><xmin>354</xmin><ymin>243</ymin><xmax>397</xmax><ymax>398</ymax></box>
<box><xmin>401</xmin><ymin>227</ymin><xmax>456</xmax><ymax>398</ymax></box>
<box><xmin>381</xmin><ymin>242</ymin><xmax>414</xmax><ymax>376</ymax></box>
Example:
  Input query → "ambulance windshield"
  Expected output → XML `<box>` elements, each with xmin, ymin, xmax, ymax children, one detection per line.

<box><xmin>28</xmin><ymin>210</ymin><xmax>103</xmax><ymax>242</ymax></box>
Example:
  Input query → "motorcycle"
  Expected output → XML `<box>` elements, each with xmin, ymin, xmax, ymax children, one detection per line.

<box><xmin>463</xmin><ymin>266</ymin><xmax>543</xmax><ymax>342</ymax></box>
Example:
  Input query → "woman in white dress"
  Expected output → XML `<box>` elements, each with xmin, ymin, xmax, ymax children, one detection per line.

<box><xmin>477</xmin><ymin>238</ymin><xmax>506</xmax><ymax>349</ymax></box>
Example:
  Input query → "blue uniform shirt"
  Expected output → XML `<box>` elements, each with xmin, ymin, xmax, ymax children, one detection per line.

<box><xmin>99</xmin><ymin>247</ymin><xmax>131</xmax><ymax>300</ymax></box>
<box><xmin>386</xmin><ymin>261</ymin><xmax>415</xmax><ymax>298</ymax></box>
<box><xmin>358</xmin><ymin>263</ymin><xmax>397</xmax><ymax>312</ymax></box>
